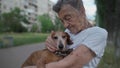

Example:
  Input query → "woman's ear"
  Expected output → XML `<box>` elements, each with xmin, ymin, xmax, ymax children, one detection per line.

<box><xmin>65</xmin><ymin>32</ymin><xmax>73</xmax><ymax>45</ymax></box>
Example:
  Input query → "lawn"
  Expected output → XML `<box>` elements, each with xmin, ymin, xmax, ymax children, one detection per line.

<box><xmin>98</xmin><ymin>44</ymin><xmax>120</xmax><ymax>68</ymax></box>
<box><xmin>0</xmin><ymin>32</ymin><xmax>49</xmax><ymax>48</ymax></box>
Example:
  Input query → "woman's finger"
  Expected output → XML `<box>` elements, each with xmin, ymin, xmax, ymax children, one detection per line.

<box><xmin>45</xmin><ymin>43</ymin><xmax>57</xmax><ymax>52</ymax></box>
<box><xmin>46</xmin><ymin>36</ymin><xmax>57</xmax><ymax>47</ymax></box>
<box><xmin>24</xmin><ymin>66</ymin><xmax>37</xmax><ymax>68</ymax></box>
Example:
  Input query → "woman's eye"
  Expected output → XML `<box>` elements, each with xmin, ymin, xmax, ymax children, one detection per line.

<box><xmin>65</xmin><ymin>16</ymin><xmax>71</xmax><ymax>20</ymax></box>
<box><xmin>65</xmin><ymin>16</ymin><xmax>72</xmax><ymax>22</ymax></box>
<box><xmin>53</xmin><ymin>36</ymin><xmax>58</xmax><ymax>39</ymax></box>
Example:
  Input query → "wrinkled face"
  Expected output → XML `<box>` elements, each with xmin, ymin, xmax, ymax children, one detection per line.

<box><xmin>58</xmin><ymin>4</ymin><xmax>84</xmax><ymax>34</ymax></box>
<box><xmin>51</xmin><ymin>31</ymin><xmax>72</xmax><ymax>51</ymax></box>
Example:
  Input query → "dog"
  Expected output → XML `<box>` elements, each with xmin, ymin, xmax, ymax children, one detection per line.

<box><xmin>21</xmin><ymin>31</ymin><xmax>73</xmax><ymax>68</ymax></box>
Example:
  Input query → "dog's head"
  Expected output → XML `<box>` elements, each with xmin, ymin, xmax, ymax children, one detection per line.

<box><xmin>51</xmin><ymin>31</ymin><xmax>73</xmax><ymax>51</ymax></box>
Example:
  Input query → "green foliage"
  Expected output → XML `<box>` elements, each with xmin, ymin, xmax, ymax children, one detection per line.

<box><xmin>31</xmin><ymin>23</ymin><xmax>38</xmax><ymax>32</ymax></box>
<box><xmin>98</xmin><ymin>44</ymin><xmax>120</xmax><ymax>68</ymax></box>
<box><xmin>0</xmin><ymin>21</ymin><xmax>4</xmax><ymax>33</ymax></box>
<box><xmin>38</xmin><ymin>14</ymin><xmax>54</xmax><ymax>33</ymax></box>
<box><xmin>54</xmin><ymin>16</ymin><xmax>65</xmax><ymax>31</ymax></box>
<box><xmin>13</xmin><ymin>33</ymin><xmax>48</xmax><ymax>46</ymax></box>
<box><xmin>0</xmin><ymin>37</ymin><xmax>3</xmax><ymax>48</ymax></box>
<box><xmin>38</xmin><ymin>14</ymin><xmax>65</xmax><ymax>33</ymax></box>
<box><xmin>95</xmin><ymin>0</ymin><xmax>106</xmax><ymax>28</ymax></box>
<box><xmin>0</xmin><ymin>33</ymin><xmax>49</xmax><ymax>48</ymax></box>
<box><xmin>0</xmin><ymin>7</ymin><xmax>27</xmax><ymax>32</ymax></box>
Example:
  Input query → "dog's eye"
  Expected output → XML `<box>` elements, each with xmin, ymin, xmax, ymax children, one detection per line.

<box><xmin>62</xmin><ymin>36</ymin><xmax>66</xmax><ymax>38</ymax></box>
<box><xmin>53</xmin><ymin>36</ymin><xmax>58</xmax><ymax>39</ymax></box>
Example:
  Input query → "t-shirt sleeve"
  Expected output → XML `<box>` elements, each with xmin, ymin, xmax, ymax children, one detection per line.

<box><xmin>81</xmin><ymin>29</ymin><xmax>108</xmax><ymax>57</ymax></box>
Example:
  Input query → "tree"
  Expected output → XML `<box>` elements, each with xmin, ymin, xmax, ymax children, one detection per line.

<box><xmin>54</xmin><ymin>16</ymin><xmax>65</xmax><ymax>31</ymax></box>
<box><xmin>95</xmin><ymin>0</ymin><xmax>120</xmax><ymax>63</ymax></box>
<box><xmin>38</xmin><ymin>14</ymin><xmax>54</xmax><ymax>33</ymax></box>
<box><xmin>0</xmin><ymin>7</ymin><xmax>27</xmax><ymax>32</ymax></box>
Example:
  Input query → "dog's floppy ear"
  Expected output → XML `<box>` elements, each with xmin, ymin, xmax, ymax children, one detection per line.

<box><xmin>65</xmin><ymin>32</ymin><xmax>73</xmax><ymax>45</ymax></box>
<box><xmin>50</xmin><ymin>31</ymin><xmax>55</xmax><ymax>38</ymax></box>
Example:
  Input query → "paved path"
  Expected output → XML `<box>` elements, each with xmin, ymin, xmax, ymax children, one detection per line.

<box><xmin>0</xmin><ymin>43</ymin><xmax>45</xmax><ymax>68</ymax></box>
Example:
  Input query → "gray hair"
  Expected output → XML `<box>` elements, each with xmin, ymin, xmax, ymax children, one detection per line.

<box><xmin>53</xmin><ymin>0</ymin><xmax>84</xmax><ymax>13</ymax></box>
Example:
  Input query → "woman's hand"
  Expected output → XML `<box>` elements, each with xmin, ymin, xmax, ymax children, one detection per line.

<box><xmin>45</xmin><ymin>31</ymin><xmax>57</xmax><ymax>52</ymax></box>
<box><xmin>23</xmin><ymin>66</ymin><xmax>37</xmax><ymax>68</ymax></box>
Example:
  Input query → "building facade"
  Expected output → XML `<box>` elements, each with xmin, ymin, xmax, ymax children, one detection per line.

<box><xmin>0</xmin><ymin>0</ymin><xmax>55</xmax><ymax>32</ymax></box>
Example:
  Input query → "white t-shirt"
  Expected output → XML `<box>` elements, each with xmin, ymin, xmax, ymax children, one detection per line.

<box><xmin>65</xmin><ymin>26</ymin><xmax>108</xmax><ymax>68</ymax></box>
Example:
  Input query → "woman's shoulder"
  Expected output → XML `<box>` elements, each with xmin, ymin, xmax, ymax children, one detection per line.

<box><xmin>65</xmin><ymin>26</ymin><xmax>108</xmax><ymax>36</ymax></box>
<box><xmin>84</xmin><ymin>26</ymin><xmax>108</xmax><ymax>34</ymax></box>
<box><xmin>82</xmin><ymin>26</ymin><xmax>108</xmax><ymax>38</ymax></box>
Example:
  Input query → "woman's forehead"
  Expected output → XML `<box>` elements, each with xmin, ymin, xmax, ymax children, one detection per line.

<box><xmin>58</xmin><ymin>5</ymin><xmax>78</xmax><ymax>17</ymax></box>
<box><xmin>58</xmin><ymin>4</ymin><xmax>79</xmax><ymax>18</ymax></box>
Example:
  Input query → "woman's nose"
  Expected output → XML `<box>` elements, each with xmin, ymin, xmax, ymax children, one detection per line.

<box><xmin>64</xmin><ymin>22</ymin><xmax>69</xmax><ymax>28</ymax></box>
<box><xmin>63</xmin><ymin>20</ymin><xmax>70</xmax><ymax>28</ymax></box>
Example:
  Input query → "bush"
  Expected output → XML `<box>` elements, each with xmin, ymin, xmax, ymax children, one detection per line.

<box><xmin>0</xmin><ymin>33</ymin><xmax>49</xmax><ymax>48</ymax></box>
<box><xmin>0</xmin><ymin>21</ymin><xmax>4</xmax><ymax>33</ymax></box>
<box><xmin>98</xmin><ymin>44</ymin><xmax>120</xmax><ymax>68</ymax></box>
<box><xmin>54</xmin><ymin>16</ymin><xmax>65</xmax><ymax>31</ymax></box>
<box><xmin>0</xmin><ymin>7</ymin><xmax>27</xmax><ymax>32</ymax></box>
<box><xmin>38</xmin><ymin>14</ymin><xmax>65</xmax><ymax>33</ymax></box>
<box><xmin>31</xmin><ymin>23</ymin><xmax>39</xmax><ymax>32</ymax></box>
<box><xmin>38</xmin><ymin>14</ymin><xmax>54</xmax><ymax>33</ymax></box>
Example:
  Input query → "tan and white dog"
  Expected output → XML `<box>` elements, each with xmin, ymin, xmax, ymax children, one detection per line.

<box><xmin>21</xmin><ymin>31</ymin><xmax>73</xmax><ymax>68</ymax></box>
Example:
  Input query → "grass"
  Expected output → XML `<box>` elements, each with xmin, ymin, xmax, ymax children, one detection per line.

<box><xmin>98</xmin><ymin>44</ymin><xmax>120</xmax><ymax>68</ymax></box>
<box><xmin>0</xmin><ymin>32</ymin><xmax>49</xmax><ymax>48</ymax></box>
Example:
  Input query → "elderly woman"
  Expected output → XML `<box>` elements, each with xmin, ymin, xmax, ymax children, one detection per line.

<box><xmin>24</xmin><ymin>0</ymin><xmax>108</xmax><ymax>68</ymax></box>
<box><xmin>45</xmin><ymin>0</ymin><xmax>108</xmax><ymax>68</ymax></box>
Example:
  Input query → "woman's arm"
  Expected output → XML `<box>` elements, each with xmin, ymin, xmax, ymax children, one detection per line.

<box><xmin>46</xmin><ymin>44</ymin><xmax>95</xmax><ymax>68</ymax></box>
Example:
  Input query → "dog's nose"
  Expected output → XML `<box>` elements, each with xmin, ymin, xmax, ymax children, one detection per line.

<box><xmin>59</xmin><ymin>45</ymin><xmax>63</xmax><ymax>50</ymax></box>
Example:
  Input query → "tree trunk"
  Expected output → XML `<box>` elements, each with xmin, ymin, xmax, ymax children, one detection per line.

<box><xmin>96</xmin><ymin>0</ymin><xmax>120</xmax><ymax>61</ymax></box>
<box><xmin>114</xmin><ymin>0</ymin><xmax>120</xmax><ymax>59</ymax></box>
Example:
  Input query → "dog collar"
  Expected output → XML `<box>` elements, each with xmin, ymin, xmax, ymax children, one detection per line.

<box><xmin>55</xmin><ymin>49</ymin><xmax>73</xmax><ymax>57</ymax></box>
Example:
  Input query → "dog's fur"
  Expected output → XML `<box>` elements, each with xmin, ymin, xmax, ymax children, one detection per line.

<box><xmin>21</xmin><ymin>31</ymin><xmax>73</xmax><ymax>68</ymax></box>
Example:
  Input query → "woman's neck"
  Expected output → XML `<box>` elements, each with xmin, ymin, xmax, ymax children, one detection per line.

<box><xmin>82</xmin><ymin>20</ymin><xmax>93</xmax><ymax>30</ymax></box>
<box><xmin>76</xmin><ymin>20</ymin><xmax>93</xmax><ymax>34</ymax></box>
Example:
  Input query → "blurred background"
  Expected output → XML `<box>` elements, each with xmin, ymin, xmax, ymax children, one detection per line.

<box><xmin>0</xmin><ymin>0</ymin><xmax>120</xmax><ymax>68</ymax></box>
